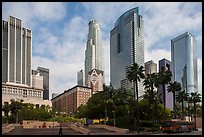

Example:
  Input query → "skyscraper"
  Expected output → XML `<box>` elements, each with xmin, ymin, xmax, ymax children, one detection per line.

<box><xmin>77</xmin><ymin>69</ymin><xmax>84</xmax><ymax>86</ymax></box>
<box><xmin>145</xmin><ymin>60</ymin><xmax>157</xmax><ymax>75</ymax></box>
<box><xmin>171</xmin><ymin>32</ymin><xmax>198</xmax><ymax>94</ymax></box>
<box><xmin>84</xmin><ymin>19</ymin><xmax>104</xmax><ymax>86</ymax></box>
<box><xmin>2</xmin><ymin>16</ymin><xmax>51</xmax><ymax>106</ymax></box>
<box><xmin>110</xmin><ymin>7</ymin><xmax>144</xmax><ymax>97</ymax></box>
<box><xmin>2</xmin><ymin>16</ymin><xmax>32</xmax><ymax>86</ymax></box>
<box><xmin>37</xmin><ymin>67</ymin><xmax>49</xmax><ymax>100</ymax></box>
<box><xmin>158</xmin><ymin>58</ymin><xmax>173</xmax><ymax>110</ymax></box>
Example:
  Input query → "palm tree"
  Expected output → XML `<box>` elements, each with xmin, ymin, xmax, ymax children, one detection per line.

<box><xmin>189</xmin><ymin>92</ymin><xmax>201</xmax><ymax>130</ymax></box>
<box><xmin>176</xmin><ymin>90</ymin><xmax>189</xmax><ymax>119</ymax></box>
<box><xmin>127</xmin><ymin>63</ymin><xmax>145</xmax><ymax>133</ymax></box>
<box><xmin>157</xmin><ymin>66</ymin><xmax>172</xmax><ymax>120</ymax></box>
<box><xmin>167</xmin><ymin>81</ymin><xmax>181</xmax><ymax>118</ymax></box>
<box><xmin>143</xmin><ymin>73</ymin><xmax>159</xmax><ymax>123</ymax></box>
<box><xmin>102</xmin><ymin>84</ymin><xmax>118</xmax><ymax>126</ymax></box>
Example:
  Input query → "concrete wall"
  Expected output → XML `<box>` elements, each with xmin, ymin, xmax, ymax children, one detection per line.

<box><xmin>88</xmin><ymin>124</ymin><xmax>129</xmax><ymax>134</ymax></box>
<box><xmin>22</xmin><ymin>120</ymin><xmax>59</xmax><ymax>128</ymax></box>
<box><xmin>69</xmin><ymin>124</ymin><xmax>90</xmax><ymax>134</ymax></box>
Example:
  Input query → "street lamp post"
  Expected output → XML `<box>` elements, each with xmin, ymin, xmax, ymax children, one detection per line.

<box><xmin>53</xmin><ymin>113</ymin><xmax>54</xmax><ymax>135</ymax></box>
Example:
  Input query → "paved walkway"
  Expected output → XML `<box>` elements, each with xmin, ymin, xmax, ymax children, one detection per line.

<box><xmin>5</xmin><ymin>126</ymin><xmax>82</xmax><ymax>135</ymax></box>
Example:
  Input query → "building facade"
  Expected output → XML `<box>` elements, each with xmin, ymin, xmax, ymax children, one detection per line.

<box><xmin>2</xmin><ymin>16</ymin><xmax>32</xmax><ymax>86</ymax></box>
<box><xmin>37</xmin><ymin>67</ymin><xmax>49</xmax><ymax>100</ymax></box>
<box><xmin>84</xmin><ymin>19</ymin><xmax>104</xmax><ymax>86</ymax></box>
<box><xmin>87</xmin><ymin>69</ymin><xmax>104</xmax><ymax>94</ymax></box>
<box><xmin>171</xmin><ymin>32</ymin><xmax>198</xmax><ymax>94</ymax></box>
<box><xmin>145</xmin><ymin>60</ymin><xmax>157</xmax><ymax>75</ymax></box>
<box><xmin>77</xmin><ymin>69</ymin><xmax>84</xmax><ymax>86</ymax></box>
<box><xmin>32</xmin><ymin>69</ymin><xmax>43</xmax><ymax>89</ymax></box>
<box><xmin>51</xmin><ymin>86</ymin><xmax>92</xmax><ymax>114</ymax></box>
<box><xmin>2</xmin><ymin>83</ymin><xmax>52</xmax><ymax>107</ymax></box>
<box><xmin>110</xmin><ymin>7</ymin><xmax>144</xmax><ymax>97</ymax></box>
<box><xmin>158</xmin><ymin>58</ymin><xmax>173</xmax><ymax>110</ymax></box>
<box><xmin>2</xmin><ymin>16</ymin><xmax>50</xmax><ymax>107</ymax></box>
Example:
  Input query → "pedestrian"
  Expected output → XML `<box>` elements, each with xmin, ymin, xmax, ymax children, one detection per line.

<box><xmin>59</xmin><ymin>126</ymin><xmax>62</xmax><ymax>135</ymax></box>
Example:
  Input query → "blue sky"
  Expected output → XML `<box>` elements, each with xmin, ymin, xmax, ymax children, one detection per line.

<box><xmin>2</xmin><ymin>2</ymin><xmax>202</xmax><ymax>99</ymax></box>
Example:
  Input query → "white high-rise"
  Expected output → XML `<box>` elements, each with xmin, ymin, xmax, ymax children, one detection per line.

<box><xmin>84</xmin><ymin>19</ymin><xmax>104</xmax><ymax>85</ymax></box>
<box><xmin>2</xmin><ymin>16</ymin><xmax>32</xmax><ymax>86</ymax></box>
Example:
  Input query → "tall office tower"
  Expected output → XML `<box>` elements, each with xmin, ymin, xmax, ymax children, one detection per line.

<box><xmin>144</xmin><ymin>60</ymin><xmax>157</xmax><ymax>75</ymax></box>
<box><xmin>77</xmin><ymin>69</ymin><xmax>84</xmax><ymax>86</ymax></box>
<box><xmin>110</xmin><ymin>7</ymin><xmax>144</xmax><ymax>97</ymax></box>
<box><xmin>158</xmin><ymin>58</ymin><xmax>173</xmax><ymax>110</ymax></box>
<box><xmin>2</xmin><ymin>16</ymin><xmax>32</xmax><ymax>86</ymax></box>
<box><xmin>37</xmin><ymin>67</ymin><xmax>49</xmax><ymax>100</ymax></box>
<box><xmin>84</xmin><ymin>19</ymin><xmax>104</xmax><ymax>86</ymax></box>
<box><xmin>171</xmin><ymin>32</ymin><xmax>198</xmax><ymax>95</ymax></box>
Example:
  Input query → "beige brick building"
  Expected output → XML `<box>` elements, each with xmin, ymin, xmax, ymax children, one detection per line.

<box><xmin>2</xmin><ymin>83</ymin><xmax>52</xmax><ymax>111</ymax></box>
<box><xmin>51</xmin><ymin>85</ymin><xmax>92</xmax><ymax>114</ymax></box>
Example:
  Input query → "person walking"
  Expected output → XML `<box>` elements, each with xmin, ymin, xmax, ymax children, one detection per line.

<box><xmin>59</xmin><ymin>126</ymin><xmax>62</xmax><ymax>135</ymax></box>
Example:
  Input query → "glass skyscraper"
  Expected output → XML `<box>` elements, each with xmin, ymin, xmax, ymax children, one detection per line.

<box><xmin>84</xmin><ymin>19</ymin><xmax>104</xmax><ymax>86</ymax></box>
<box><xmin>2</xmin><ymin>16</ymin><xmax>32</xmax><ymax>86</ymax></box>
<box><xmin>110</xmin><ymin>7</ymin><xmax>144</xmax><ymax>97</ymax></box>
<box><xmin>171</xmin><ymin>32</ymin><xmax>198</xmax><ymax>94</ymax></box>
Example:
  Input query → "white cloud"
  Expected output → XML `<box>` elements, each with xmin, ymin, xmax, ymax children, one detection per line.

<box><xmin>3</xmin><ymin>2</ymin><xmax>202</xmax><ymax>99</ymax></box>
<box><xmin>2</xmin><ymin>2</ymin><xmax>66</xmax><ymax>29</ymax></box>
<box><xmin>145</xmin><ymin>49</ymin><xmax>171</xmax><ymax>63</ymax></box>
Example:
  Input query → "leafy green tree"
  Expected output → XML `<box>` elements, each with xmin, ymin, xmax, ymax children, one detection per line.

<box><xmin>9</xmin><ymin>99</ymin><xmax>24</xmax><ymax>123</ymax></box>
<box><xmin>75</xmin><ymin>104</ymin><xmax>87</xmax><ymax>118</ymax></box>
<box><xmin>127</xmin><ymin>63</ymin><xmax>145</xmax><ymax>133</ymax></box>
<box><xmin>167</xmin><ymin>81</ymin><xmax>181</xmax><ymax>118</ymax></box>
<box><xmin>176</xmin><ymin>90</ymin><xmax>189</xmax><ymax>119</ymax></box>
<box><xmin>2</xmin><ymin>102</ymin><xmax>10</xmax><ymax>124</ymax></box>
<box><xmin>157</xmin><ymin>66</ymin><xmax>172</xmax><ymax>120</ymax></box>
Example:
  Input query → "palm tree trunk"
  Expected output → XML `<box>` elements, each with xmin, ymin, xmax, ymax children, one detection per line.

<box><xmin>163</xmin><ymin>84</ymin><xmax>166</xmax><ymax>120</ymax></box>
<box><xmin>194</xmin><ymin>102</ymin><xmax>197</xmax><ymax>130</ymax></box>
<box><xmin>173</xmin><ymin>92</ymin><xmax>176</xmax><ymax>118</ymax></box>
<box><xmin>182</xmin><ymin>99</ymin><xmax>184</xmax><ymax>119</ymax></box>
<box><xmin>135</xmin><ymin>80</ymin><xmax>140</xmax><ymax>133</ymax></box>
<box><xmin>105</xmin><ymin>104</ymin><xmax>107</xmax><ymax>125</ymax></box>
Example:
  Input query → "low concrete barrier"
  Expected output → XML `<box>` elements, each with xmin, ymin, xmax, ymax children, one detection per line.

<box><xmin>22</xmin><ymin>120</ymin><xmax>59</xmax><ymax>128</ymax></box>
<box><xmin>88</xmin><ymin>124</ymin><xmax>129</xmax><ymax>134</ymax></box>
<box><xmin>69</xmin><ymin>124</ymin><xmax>90</xmax><ymax>134</ymax></box>
<box><xmin>2</xmin><ymin>124</ymin><xmax>15</xmax><ymax>134</ymax></box>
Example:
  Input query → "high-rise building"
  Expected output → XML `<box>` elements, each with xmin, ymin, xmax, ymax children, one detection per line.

<box><xmin>84</xmin><ymin>19</ymin><xmax>104</xmax><ymax>86</ymax></box>
<box><xmin>77</xmin><ymin>69</ymin><xmax>84</xmax><ymax>86</ymax></box>
<box><xmin>2</xmin><ymin>16</ymin><xmax>51</xmax><ymax>107</ymax></box>
<box><xmin>37</xmin><ymin>67</ymin><xmax>49</xmax><ymax>100</ymax></box>
<box><xmin>145</xmin><ymin>60</ymin><xmax>157</xmax><ymax>75</ymax></box>
<box><xmin>2</xmin><ymin>16</ymin><xmax>32</xmax><ymax>86</ymax></box>
<box><xmin>158</xmin><ymin>58</ymin><xmax>173</xmax><ymax>110</ymax></box>
<box><xmin>32</xmin><ymin>70</ymin><xmax>43</xmax><ymax>90</ymax></box>
<box><xmin>110</xmin><ymin>7</ymin><xmax>144</xmax><ymax>97</ymax></box>
<box><xmin>171</xmin><ymin>32</ymin><xmax>198</xmax><ymax>94</ymax></box>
